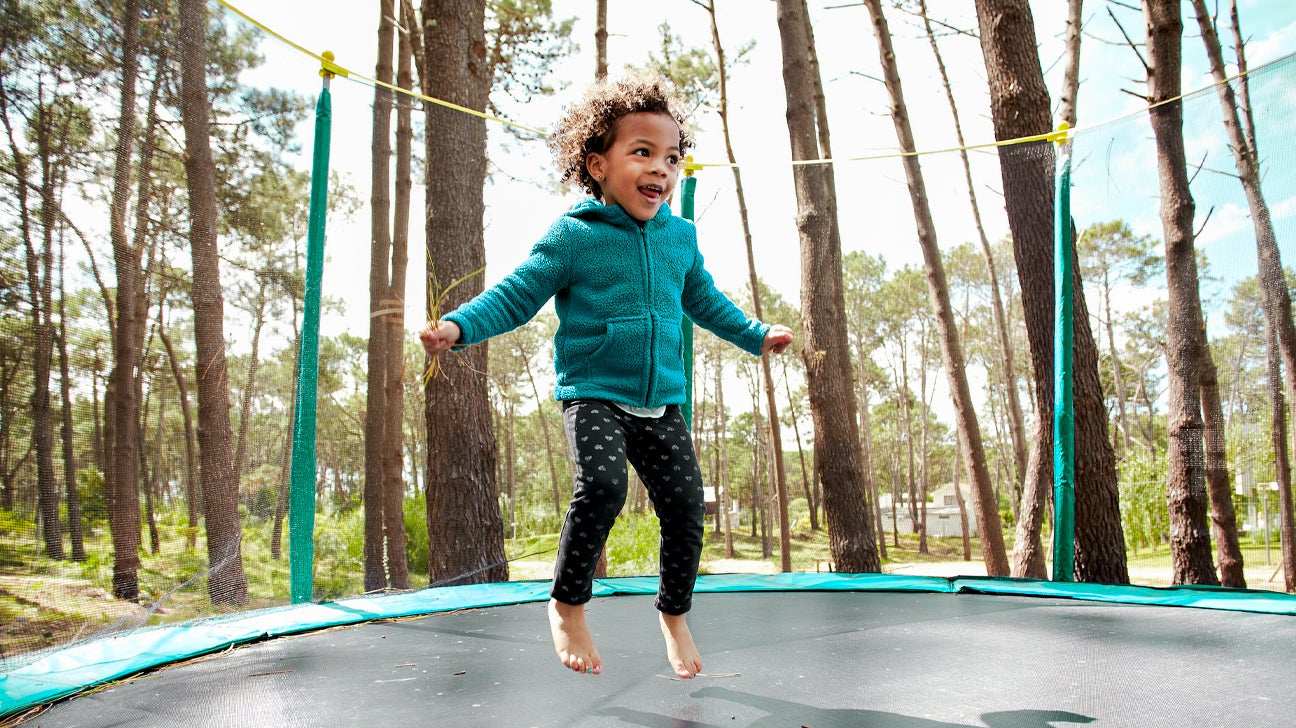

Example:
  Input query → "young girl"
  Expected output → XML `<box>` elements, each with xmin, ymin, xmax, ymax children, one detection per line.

<box><xmin>420</xmin><ymin>75</ymin><xmax>793</xmax><ymax>679</ymax></box>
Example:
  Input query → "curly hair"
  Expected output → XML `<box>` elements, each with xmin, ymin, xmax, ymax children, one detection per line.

<box><xmin>547</xmin><ymin>73</ymin><xmax>694</xmax><ymax>200</ymax></box>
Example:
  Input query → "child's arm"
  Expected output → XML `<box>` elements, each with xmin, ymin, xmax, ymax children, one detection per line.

<box><xmin>420</xmin><ymin>320</ymin><xmax>462</xmax><ymax>357</ymax></box>
<box><xmin>762</xmin><ymin>324</ymin><xmax>794</xmax><ymax>355</ymax></box>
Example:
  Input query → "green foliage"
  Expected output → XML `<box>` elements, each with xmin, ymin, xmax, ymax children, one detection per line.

<box><xmin>605</xmin><ymin>514</ymin><xmax>662</xmax><ymax>577</ymax></box>
<box><xmin>0</xmin><ymin>511</ymin><xmax>39</xmax><ymax>568</ymax></box>
<box><xmin>404</xmin><ymin>494</ymin><xmax>430</xmax><ymax>576</ymax></box>
<box><xmin>312</xmin><ymin>507</ymin><xmax>366</xmax><ymax>600</ymax></box>
<box><xmin>1118</xmin><ymin>450</ymin><xmax>1170</xmax><ymax>553</ymax></box>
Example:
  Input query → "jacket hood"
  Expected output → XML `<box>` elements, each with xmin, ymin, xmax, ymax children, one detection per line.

<box><xmin>566</xmin><ymin>198</ymin><xmax>674</xmax><ymax>228</ymax></box>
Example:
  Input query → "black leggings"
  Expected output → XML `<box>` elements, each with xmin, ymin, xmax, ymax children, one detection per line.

<box><xmin>553</xmin><ymin>400</ymin><xmax>705</xmax><ymax>615</ymax></box>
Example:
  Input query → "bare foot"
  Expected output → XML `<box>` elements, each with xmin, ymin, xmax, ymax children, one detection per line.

<box><xmin>548</xmin><ymin>599</ymin><xmax>602</xmax><ymax>675</ymax></box>
<box><xmin>659</xmin><ymin>612</ymin><xmax>703</xmax><ymax>678</ymax></box>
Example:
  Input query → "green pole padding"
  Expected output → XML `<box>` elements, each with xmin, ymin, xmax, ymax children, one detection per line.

<box><xmin>1052</xmin><ymin>132</ymin><xmax>1076</xmax><ymax>582</ymax></box>
<box><xmin>288</xmin><ymin>79</ymin><xmax>333</xmax><ymax>603</ymax></box>
<box><xmin>680</xmin><ymin>174</ymin><xmax>697</xmax><ymax>428</ymax></box>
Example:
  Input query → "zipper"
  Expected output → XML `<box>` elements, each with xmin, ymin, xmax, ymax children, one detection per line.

<box><xmin>640</xmin><ymin>225</ymin><xmax>655</xmax><ymax>406</ymax></box>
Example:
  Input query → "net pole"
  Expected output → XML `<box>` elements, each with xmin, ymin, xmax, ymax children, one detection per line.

<box><xmin>288</xmin><ymin>62</ymin><xmax>335</xmax><ymax>603</ymax></box>
<box><xmin>1051</xmin><ymin>124</ymin><xmax>1076</xmax><ymax>582</ymax></box>
<box><xmin>679</xmin><ymin>168</ymin><xmax>697</xmax><ymax>428</ymax></box>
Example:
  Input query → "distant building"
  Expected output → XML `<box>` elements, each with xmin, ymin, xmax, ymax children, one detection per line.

<box><xmin>878</xmin><ymin>481</ymin><xmax>977</xmax><ymax>537</ymax></box>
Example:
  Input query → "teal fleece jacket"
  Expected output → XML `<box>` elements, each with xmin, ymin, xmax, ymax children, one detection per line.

<box><xmin>444</xmin><ymin>199</ymin><xmax>770</xmax><ymax>408</ymax></box>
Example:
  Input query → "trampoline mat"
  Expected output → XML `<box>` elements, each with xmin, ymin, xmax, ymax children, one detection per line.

<box><xmin>19</xmin><ymin>589</ymin><xmax>1296</xmax><ymax>727</ymax></box>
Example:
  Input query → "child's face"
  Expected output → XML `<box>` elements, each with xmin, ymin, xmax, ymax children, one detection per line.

<box><xmin>585</xmin><ymin>112</ymin><xmax>682</xmax><ymax>222</ymax></box>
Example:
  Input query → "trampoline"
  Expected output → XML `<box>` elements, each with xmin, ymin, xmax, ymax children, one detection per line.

<box><xmin>5</xmin><ymin>573</ymin><xmax>1295</xmax><ymax>727</ymax></box>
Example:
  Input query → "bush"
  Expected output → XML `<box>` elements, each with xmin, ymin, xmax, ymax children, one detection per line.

<box><xmin>605</xmin><ymin>514</ymin><xmax>661</xmax><ymax>577</ymax></box>
<box><xmin>404</xmin><ymin>494</ymin><xmax>429</xmax><ymax>576</ymax></box>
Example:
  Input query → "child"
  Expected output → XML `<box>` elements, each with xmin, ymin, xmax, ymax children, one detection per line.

<box><xmin>420</xmin><ymin>75</ymin><xmax>793</xmax><ymax>679</ymax></box>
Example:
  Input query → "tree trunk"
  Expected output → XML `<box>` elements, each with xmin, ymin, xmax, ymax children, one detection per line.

<box><xmin>522</xmin><ymin>354</ymin><xmax>562</xmax><ymax>517</ymax></box>
<box><xmin>594</xmin><ymin>0</ymin><xmax>607</xmax><ymax>80</ymax></box>
<box><xmin>57</xmin><ymin>266</ymin><xmax>84</xmax><ymax>559</ymax></box>
<box><xmin>233</xmin><ymin>291</ymin><xmax>264</xmax><ymax>482</ymax></box>
<box><xmin>847</xmin><ymin>351</ymin><xmax>883</xmax><ymax>558</ymax></box>
<box><xmin>159</xmin><ymin>325</ymin><xmax>200</xmax><ymax>550</ymax></box>
<box><xmin>1189</xmin><ymin>0</ymin><xmax>1295</xmax><ymax>592</ymax></box>
<box><xmin>1102</xmin><ymin>276</ymin><xmax>1134</xmax><ymax>454</ymax></box>
<box><xmin>864</xmin><ymin>0</ymin><xmax>1007</xmax><ymax>573</ymax></box>
<box><xmin>1144</xmin><ymin>0</ymin><xmax>1218</xmax><ymax>586</ymax></box>
<box><xmin>179</xmin><ymin>0</ymin><xmax>248</xmax><ymax>605</ymax></box>
<box><xmin>774</xmin><ymin>0</ymin><xmax>878</xmax><ymax>573</ymax></box>
<box><xmin>383</xmin><ymin>17</ymin><xmax>416</xmax><ymax>591</ymax></box>
<box><xmin>703</xmin><ymin>0</ymin><xmax>792</xmax><ymax>570</ymax></box>
<box><xmin>783</xmin><ymin>360</ymin><xmax>818</xmax><ymax>530</ymax></box>
<box><xmin>106</xmin><ymin>0</ymin><xmax>142</xmax><ymax>598</ymax></box>
<box><xmin>1199</xmin><ymin>321</ymin><xmax>1245</xmax><ymax>587</ymax></box>
<box><xmin>918</xmin><ymin>0</ymin><xmax>1028</xmax><ymax>502</ymax></box>
<box><xmin>364</xmin><ymin>0</ymin><xmax>397</xmax><ymax>594</ymax></box>
<box><xmin>974</xmin><ymin>0</ymin><xmax>1129</xmax><ymax>583</ymax></box>
<box><xmin>31</xmin><ymin>100</ymin><xmax>62</xmax><ymax>560</ymax></box>
<box><xmin>1058</xmin><ymin>0</ymin><xmax>1083</xmax><ymax>128</ymax></box>
<box><xmin>421</xmin><ymin>0</ymin><xmax>508</xmax><ymax>586</ymax></box>
<box><xmin>1011</xmin><ymin>428</ymin><xmax>1051</xmax><ymax>578</ymax></box>
<box><xmin>716</xmin><ymin>359</ymin><xmax>734</xmax><ymax>558</ymax></box>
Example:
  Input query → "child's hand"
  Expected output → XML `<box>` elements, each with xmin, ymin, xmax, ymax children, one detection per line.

<box><xmin>419</xmin><ymin>320</ymin><xmax>462</xmax><ymax>356</ymax></box>
<box><xmin>761</xmin><ymin>324</ymin><xmax>794</xmax><ymax>355</ymax></box>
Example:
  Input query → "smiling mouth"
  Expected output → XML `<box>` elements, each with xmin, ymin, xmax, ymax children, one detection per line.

<box><xmin>639</xmin><ymin>185</ymin><xmax>663</xmax><ymax>200</ymax></box>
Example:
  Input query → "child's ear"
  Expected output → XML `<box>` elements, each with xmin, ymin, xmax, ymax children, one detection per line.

<box><xmin>585</xmin><ymin>152</ymin><xmax>606</xmax><ymax>183</ymax></box>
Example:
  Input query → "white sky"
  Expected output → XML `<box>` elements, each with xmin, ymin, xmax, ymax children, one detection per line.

<box><xmin>229</xmin><ymin>0</ymin><xmax>1296</xmax><ymax>344</ymax></box>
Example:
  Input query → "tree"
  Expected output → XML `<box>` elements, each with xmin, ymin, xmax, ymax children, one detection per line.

<box><xmin>973</xmin><ymin>0</ymin><xmax>1129</xmax><ymax>583</ymax></box>
<box><xmin>595</xmin><ymin>0</ymin><xmax>607</xmax><ymax>80</ymax></box>
<box><xmin>843</xmin><ymin>251</ymin><xmax>888</xmax><ymax>551</ymax></box>
<box><xmin>178</xmin><ymin>0</ymin><xmax>248</xmax><ymax>605</ymax></box>
<box><xmin>1141</xmin><ymin>0</ymin><xmax>1218</xmax><ymax>585</ymax></box>
<box><xmin>674</xmin><ymin>0</ymin><xmax>792</xmax><ymax>570</ymax></box>
<box><xmin>420</xmin><ymin>0</ymin><xmax>508</xmax><ymax>586</ymax></box>
<box><xmin>861</xmin><ymin>0</ymin><xmax>1007</xmax><ymax>575</ymax></box>
<box><xmin>364</xmin><ymin>0</ymin><xmax>401</xmax><ymax>593</ymax></box>
<box><xmin>106</xmin><ymin>0</ymin><xmax>144</xmax><ymax>597</ymax></box>
<box><xmin>1076</xmin><ymin>220</ymin><xmax>1162</xmax><ymax>456</ymax></box>
<box><xmin>1188</xmin><ymin>0</ymin><xmax>1294</xmax><ymax>592</ymax></box>
<box><xmin>773</xmin><ymin>0</ymin><xmax>878</xmax><ymax>573</ymax></box>
<box><xmin>916</xmin><ymin>0</ymin><xmax>1027</xmax><ymax>519</ymax></box>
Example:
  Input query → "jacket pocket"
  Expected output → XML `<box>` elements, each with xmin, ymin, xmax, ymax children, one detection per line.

<box><xmin>591</xmin><ymin>316</ymin><xmax>651</xmax><ymax>398</ymax></box>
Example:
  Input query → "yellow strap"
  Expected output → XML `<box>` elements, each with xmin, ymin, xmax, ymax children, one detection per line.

<box><xmin>215</xmin><ymin>0</ymin><xmax>546</xmax><ymax>137</ymax></box>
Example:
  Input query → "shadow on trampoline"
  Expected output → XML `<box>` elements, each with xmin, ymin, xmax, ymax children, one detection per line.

<box><xmin>598</xmin><ymin>688</ymin><xmax>1096</xmax><ymax>728</ymax></box>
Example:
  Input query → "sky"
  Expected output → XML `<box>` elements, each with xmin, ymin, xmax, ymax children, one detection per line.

<box><xmin>225</xmin><ymin>0</ymin><xmax>1296</xmax><ymax>345</ymax></box>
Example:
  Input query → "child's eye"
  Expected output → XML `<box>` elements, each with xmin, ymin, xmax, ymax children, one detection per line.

<box><xmin>667</xmin><ymin>155</ymin><xmax>680</xmax><ymax>166</ymax></box>
<box><xmin>634</xmin><ymin>148</ymin><xmax>649</xmax><ymax>156</ymax></box>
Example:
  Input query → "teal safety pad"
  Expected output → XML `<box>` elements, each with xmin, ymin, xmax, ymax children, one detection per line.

<box><xmin>4</xmin><ymin>572</ymin><xmax>1293</xmax><ymax>718</ymax></box>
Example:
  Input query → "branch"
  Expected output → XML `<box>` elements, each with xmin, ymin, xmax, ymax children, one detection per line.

<box><xmin>1106</xmin><ymin>5</ymin><xmax>1149</xmax><ymax>75</ymax></box>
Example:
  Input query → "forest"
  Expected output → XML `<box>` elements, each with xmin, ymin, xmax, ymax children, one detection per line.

<box><xmin>2</xmin><ymin>0</ymin><xmax>1295</xmax><ymax>661</ymax></box>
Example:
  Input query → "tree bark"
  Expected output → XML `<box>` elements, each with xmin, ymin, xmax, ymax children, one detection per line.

<box><xmin>179</xmin><ymin>0</ymin><xmax>248</xmax><ymax>605</ymax></box>
<box><xmin>383</xmin><ymin>15</ymin><xmax>417</xmax><ymax>591</ymax></box>
<box><xmin>974</xmin><ymin>0</ymin><xmax>1129</xmax><ymax>583</ymax></box>
<box><xmin>106</xmin><ymin>0</ymin><xmax>142</xmax><ymax>598</ymax></box>
<box><xmin>421</xmin><ymin>0</ymin><xmax>508</xmax><ymax>586</ymax></box>
<box><xmin>1058</xmin><ymin>0</ymin><xmax>1083</xmax><ymax>129</ymax></box>
<box><xmin>364</xmin><ymin>0</ymin><xmax>397</xmax><ymax>594</ymax></box>
<box><xmin>774</xmin><ymin>0</ymin><xmax>878</xmax><ymax>573</ymax></box>
<box><xmin>1144</xmin><ymin>0</ymin><xmax>1218</xmax><ymax>585</ymax></box>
